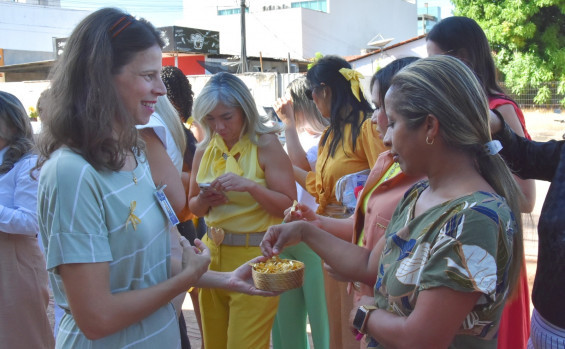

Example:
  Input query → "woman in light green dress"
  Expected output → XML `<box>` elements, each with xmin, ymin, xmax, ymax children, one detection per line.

<box><xmin>37</xmin><ymin>8</ymin><xmax>276</xmax><ymax>348</ymax></box>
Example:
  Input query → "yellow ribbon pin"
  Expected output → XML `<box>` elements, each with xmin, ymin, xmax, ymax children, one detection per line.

<box><xmin>339</xmin><ymin>67</ymin><xmax>364</xmax><ymax>102</ymax></box>
<box><xmin>126</xmin><ymin>201</ymin><xmax>141</xmax><ymax>230</ymax></box>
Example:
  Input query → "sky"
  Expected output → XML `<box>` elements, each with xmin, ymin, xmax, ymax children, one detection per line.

<box><xmin>60</xmin><ymin>0</ymin><xmax>185</xmax><ymax>27</ymax></box>
<box><xmin>60</xmin><ymin>0</ymin><xmax>455</xmax><ymax>27</ymax></box>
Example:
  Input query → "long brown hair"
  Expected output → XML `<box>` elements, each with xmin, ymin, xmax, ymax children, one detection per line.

<box><xmin>37</xmin><ymin>8</ymin><xmax>164</xmax><ymax>171</ymax></box>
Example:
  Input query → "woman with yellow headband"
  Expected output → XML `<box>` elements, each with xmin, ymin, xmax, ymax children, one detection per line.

<box><xmin>295</xmin><ymin>55</ymin><xmax>386</xmax><ymax>349</ymax></box>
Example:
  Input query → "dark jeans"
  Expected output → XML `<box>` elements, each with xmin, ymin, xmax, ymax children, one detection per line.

<box><xmin>179</xmin><ymin>313</ymin><xmax>191</xmax><ymax>349</ymax></box>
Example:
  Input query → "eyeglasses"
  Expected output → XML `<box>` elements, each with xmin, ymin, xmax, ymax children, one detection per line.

<box><xmin>305</xmin><ymin>84</ymin><xmax>325</xmax><ymax>100</ymax></box>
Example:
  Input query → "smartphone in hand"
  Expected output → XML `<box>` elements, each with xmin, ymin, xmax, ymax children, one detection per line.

<box><xmin>198</xmin><ymin>183</ymin><xmax>226</xmax><ymax>197</ymax></box>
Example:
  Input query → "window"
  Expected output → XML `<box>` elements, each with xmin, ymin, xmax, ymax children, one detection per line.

<box><xmin>291</xmin><ymin>0</ymin><xmax>327</xmax><ymax>12</ymax></box>
<box><xmin>218</xmin><ymin>7</ymin><xmax>249</xmax><ymax>16</ymax></box>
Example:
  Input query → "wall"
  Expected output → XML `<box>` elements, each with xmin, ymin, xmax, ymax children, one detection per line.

<box><xmin>349</xmin><ymin>36</ymin><xmax>427</xmax><ymax>77</ymax></box>
<box><xmin>0</xmin><ymin>73</ymin><xmax>304</xmax><ymax>125</ymax></box>
<box><xmin>302</xmin><ymin>0</ymin><xmax>417</xmax><ymax>57</ymax></box>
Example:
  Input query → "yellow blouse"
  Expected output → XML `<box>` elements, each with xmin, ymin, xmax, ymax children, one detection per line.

<box><xmin>196</xmin><ymin>134</ymin><xmax>282</xmax><ymax>232</ymax></box>
<box><xmin>305</xmin><ymin>118</ymin><xmax>385</xmax><ymax>214</ymax></box>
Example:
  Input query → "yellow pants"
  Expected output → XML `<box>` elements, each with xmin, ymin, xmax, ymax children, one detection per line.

<box><xmin>199</xmin><ymin>234</ymin><xmax>279</xmax><ymax>349</ymax></box>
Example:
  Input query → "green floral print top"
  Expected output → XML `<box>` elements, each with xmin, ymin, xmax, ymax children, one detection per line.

<box><xmin>369</xmin><ymin>181</ymin><xmax>517</xmax><ymax>349</ymax></box>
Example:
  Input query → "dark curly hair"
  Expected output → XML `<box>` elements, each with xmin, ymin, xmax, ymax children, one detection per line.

<box><xmin>0</xmin><ymin>91</ymin><xmax>34</xmax><ymax>174</ymax></box>
<box><xmin>161</xmin><ymin>66</ymin><xmax>194</xmax><ymax>122</ymax></box>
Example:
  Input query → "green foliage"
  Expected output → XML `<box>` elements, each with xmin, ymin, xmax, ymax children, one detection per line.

<box><xmin>28</xmin><ymin>106</ymin><xmax>38</xmax><ymax>120</ymax></box>
<box><xmin>307</xmin><ymin>52</ymin><xmax>324</xmax><ymax>70</ymax></box>
<box><xmin>452</xmin><ymin>0</ymin><xmax>565</xmax><ymax>106</ymax></box>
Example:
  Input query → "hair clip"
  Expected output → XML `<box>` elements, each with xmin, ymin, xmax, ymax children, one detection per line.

<box><xmin>484</xmin><ymin>140</ymin><xmax>502</xmax><ymax>155</ymax></box>
<box><xmin>110</xmin><ymin>15</ymin><xmax>135</xmax><ymax>38</ymax></box>
<box><xmin>339</xmin><ymin>68</ymin><xmax>364</xmax><ymax>102</ymax></box>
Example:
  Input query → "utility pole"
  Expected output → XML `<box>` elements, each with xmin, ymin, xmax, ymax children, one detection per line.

<box><xmin>422</xmin><ymin>2</ymin><xmax>428</xmax><ymax>35</ymax></box>
<box><xmin>240</xmin><ymin>0</ymin><xmax>248</xmax><ymax>73</ymax></box>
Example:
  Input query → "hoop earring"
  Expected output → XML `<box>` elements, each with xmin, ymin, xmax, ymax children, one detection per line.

<box><xmin>426</xmin><ymin>136</ymin><xmax>434</xmax><ymax>145</ymax></box>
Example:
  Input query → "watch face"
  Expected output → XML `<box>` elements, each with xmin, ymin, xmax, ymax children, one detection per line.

<box><xmin>353</xmin><ymin>307</ymin><xmax>366</xmax><ymax>331</ymax></box>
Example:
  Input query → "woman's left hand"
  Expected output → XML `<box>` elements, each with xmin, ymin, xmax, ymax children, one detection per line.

<box><xmin>226</xmin><ymin>256</ymin><xmax>282</xmax><ymax>297</ymax></box>
<box><xmin>213</xmin><ymin>173</ymin><xmax>254</xmax><ymax>193</ymax></box>
<box><xmin>349</xmin><ymin>295</ymin><xmax>376</xmax><ymax>333</ymax></box>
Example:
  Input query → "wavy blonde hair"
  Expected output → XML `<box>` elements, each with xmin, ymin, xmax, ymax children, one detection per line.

<box><xmin>193</xmin><ymin>72</ymin><xmax>282</xmax><ymax>148</ymax></box>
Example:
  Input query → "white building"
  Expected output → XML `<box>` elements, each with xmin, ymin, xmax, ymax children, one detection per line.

<box><xmin>181</xmin><ymin>0</ymin><xmax>417</xmax><ymax>60</ymax></box>
<box><xmin>0</xmin><ymin>1</ymin><xmax>88</xmax><ymax>63</ymax></box>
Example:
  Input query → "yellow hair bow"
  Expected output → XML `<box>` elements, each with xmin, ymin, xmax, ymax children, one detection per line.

<box><xmin>126</xmin><ymin>201</ymin><xmax>141</xmax><ymax>230</ymax></box>
<box><xmin>339</xmin><ymin>68</ymin><xmax>364</xmax><ymax>102</ymax></box>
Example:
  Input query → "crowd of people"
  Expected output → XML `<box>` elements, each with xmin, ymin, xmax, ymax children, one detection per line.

<box><xmin>1</xmin><ymin>6</ymin><xmax>563</xmax><ymax>349</ymax></box>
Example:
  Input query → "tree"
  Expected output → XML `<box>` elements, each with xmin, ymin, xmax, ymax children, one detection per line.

<box><xmin>452</xmin><ymin>0</ymin><xmax>565</xmax><ymax>106</ymax></box>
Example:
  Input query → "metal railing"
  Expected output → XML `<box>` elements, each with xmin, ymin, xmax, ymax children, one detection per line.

<box><xmin>500</xmin><ymin>82</ymin><xmax>564</xmax><ymax>110</ymax></box>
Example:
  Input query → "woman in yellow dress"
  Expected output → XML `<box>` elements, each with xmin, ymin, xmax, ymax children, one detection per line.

<box><xmin>299</xmin><ymin>55</ymin><xmax>386</xmax><ymax>349</ymax></box>
<box><xmin>188</xmin><ymin>72</ymin><xmax>296</xmax><ymax>348</ymax></box>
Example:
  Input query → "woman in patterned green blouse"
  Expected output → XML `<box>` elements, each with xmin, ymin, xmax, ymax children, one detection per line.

<box><xmin>260</xmin><ymin>55</ymin><xmax>524</xmax><ymax>349</ymax></box>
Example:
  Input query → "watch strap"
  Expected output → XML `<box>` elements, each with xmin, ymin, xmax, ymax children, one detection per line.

<box><xmin>360</xmin><ymin>305</ymin><xmax>377</xmax><ymax>334</ymax></box>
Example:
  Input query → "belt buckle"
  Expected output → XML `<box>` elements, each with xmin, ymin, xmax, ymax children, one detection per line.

<box><xmin>209</xmin><ymin>227</ymin><xmax>225</xmax><ymax>246</ymax></box>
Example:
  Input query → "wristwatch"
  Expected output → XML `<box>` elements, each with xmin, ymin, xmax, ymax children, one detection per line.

<box><xmin>353</xmin><ymin>304</ymin><xmax>377</xmax><ymax>334</ymax></box>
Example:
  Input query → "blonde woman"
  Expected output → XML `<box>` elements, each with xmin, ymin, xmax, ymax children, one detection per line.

<box><xmin>188</xmin><ymin>72</ymin><xmax>296</xmax><ymax>348</ymax></box>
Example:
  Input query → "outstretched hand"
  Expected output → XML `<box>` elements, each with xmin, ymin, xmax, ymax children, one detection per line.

<box><xmin>225</xmin><ymin>255</ymin><xmax>282</xmax><ymax>297</ymax></box>
<box><xmin>260</xmin><ymin>221</ymin><xmax>307</xmax><ymax>258</ymax></box>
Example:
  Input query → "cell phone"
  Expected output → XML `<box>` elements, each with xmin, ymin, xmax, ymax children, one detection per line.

<box><xmin>198</xmin><ymin>183</ymin><xmax>226</xmax><ymax>197</ymax></box>
<box><xmin>263</xmin><ymin>106</ymin><xmax>282</xmax><ymax>123</ymax></box>
<box><xmin>198</xmin><ymin>183</ymin><xmax>212</xmax><ymax>190</ymax></box>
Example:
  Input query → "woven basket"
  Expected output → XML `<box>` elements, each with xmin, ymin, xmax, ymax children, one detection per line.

<box><xmin>252</xmin><ymin>260</ymin><xmax>305</xmax><ymax>292</ymax></box>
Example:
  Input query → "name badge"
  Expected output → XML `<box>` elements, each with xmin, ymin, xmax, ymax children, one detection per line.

<box><xmin>154</xmin><ymin>186</ymin><xmax>180</xmax><ymax>226</ymax></box>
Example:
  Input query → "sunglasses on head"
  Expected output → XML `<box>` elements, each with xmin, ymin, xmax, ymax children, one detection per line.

<box><xmin>305</xmin><ymin>84</ymin><xmax>325</xmax><ymax>100</ymax></box>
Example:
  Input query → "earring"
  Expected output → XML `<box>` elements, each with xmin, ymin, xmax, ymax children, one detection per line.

<box><xmin>426</xmin><ymin>136</ymin><xmax>434</xmax><ymax>145</ymax></box>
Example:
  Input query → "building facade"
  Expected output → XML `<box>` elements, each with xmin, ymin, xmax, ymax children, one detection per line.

<box><xmin>181</xmin><ymin>0</ymin><xmax>417</xmax><ymax>60</ymax></box>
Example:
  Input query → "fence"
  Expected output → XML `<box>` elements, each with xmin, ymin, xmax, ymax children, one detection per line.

<box><xmin>500</xmin><ymin>81</ymin><xmax>564</xmax><ymax>110</ymax></box>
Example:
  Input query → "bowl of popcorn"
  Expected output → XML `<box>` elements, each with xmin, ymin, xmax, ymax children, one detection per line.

<box><xmin>251</xmin><ymin>256</ymin><xmax>305</xmax><ymax>292</ymax></box>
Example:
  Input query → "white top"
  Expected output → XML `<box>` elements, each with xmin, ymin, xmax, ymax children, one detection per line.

<box><xmin>0</xmin><ymin>147</ymin><xmax>39</xmax><ymax>236</ymax></box>
<box><xmin>284</xmin><ymin>131</ymin><xmax>321</xmax><ymax>211</ymax></box>
<box><xmin>137</xmin><ymin>113</ymin><xmax>183</xmax><ymax>173</ymax></box>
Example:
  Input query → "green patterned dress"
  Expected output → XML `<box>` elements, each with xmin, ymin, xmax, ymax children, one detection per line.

<box><xmin>369</xmin><ymin>181</ymin><xmax>517</xmax><ymax>348</ymax></box>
